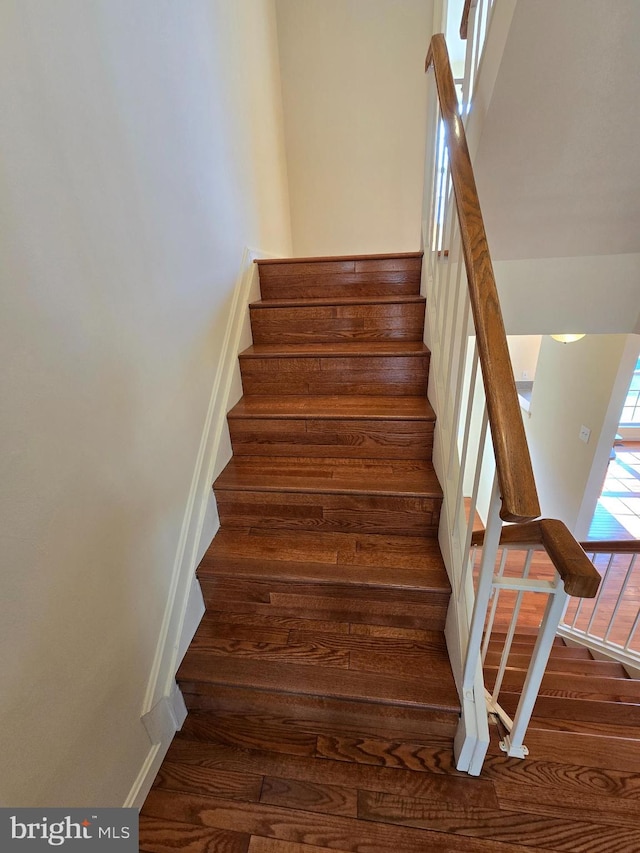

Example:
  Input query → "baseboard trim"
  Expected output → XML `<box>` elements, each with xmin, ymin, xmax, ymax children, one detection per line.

<box><xmin>141</xmin><ymin>247</ymin><xmax>272</xmax><ymax>718</ymax></box>
<box><xmin>125</xmin><ymin>683</ymin><xmax>187</xmax><ymax>809</ymax></box>
<box><xmin>132</xmin><ymin>247</ymin><xmax>278</xmax><ymax>809</ymax></box>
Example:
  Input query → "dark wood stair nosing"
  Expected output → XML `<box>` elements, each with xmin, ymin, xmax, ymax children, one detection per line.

<box><xmin>239</xmin><ymin>342</ymin><xmax>430</xmax><ymax>359</ymax></box>
<box><xmin>227</xmin><ymin>396</ymin><xmax>436</xmax><ymax>422</ymax></box>
<box><xmin>250</xmin><ymin>294</ymin><xmax>427</xmax><ymax>309</ymax></box>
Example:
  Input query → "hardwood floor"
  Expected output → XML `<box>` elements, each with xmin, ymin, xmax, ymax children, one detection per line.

<box><xmin>140</xmin><ymin>254</ymin><xmax>640</xmax><ymax>852</ymax></box>
<box><xmin>588</xmin><ymin>444</ymin><xmax>640</xmax><ymax>541</ymax></box>
<box><xmin>140</xmin><ymin>705</ymin><xmax>640</xmax><ymax>852</ymax></box>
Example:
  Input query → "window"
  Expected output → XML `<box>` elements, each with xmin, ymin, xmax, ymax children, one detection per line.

<box><xmin>620</xmin><ymin>357</ymin><xmax>640</xmax><ymax>425</ymax></box>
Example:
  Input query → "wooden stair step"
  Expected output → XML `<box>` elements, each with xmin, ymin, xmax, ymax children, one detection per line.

<box><xmin>197</xmin><ymin>576</ymin><xmax>449</xmax><ymax>607</ymax></box>
<box><xmin>485</xmin><ymin>667</ymin><xmax>640</xmax><ymax>700</ymax></box>
<box><xmin>228</xmin><ymin>395</ymin><xmax>435</xmax><ymax>460</ymax></box>
<box><xmin>528</xmin><ymin>716</ymin><xmax>640</xmax><ymax>741</ymax></box>
<box><xmin>256</xmin><ymin>253</ymin><xmax>422</xmax><ymax>300</ymax></box>
<box><xmin>253</xmin><ymin>294</ymin><xmax>427</xmax><ymax>308</ymax></box>
<box><xmin>484</xmin><ymin>651</ymin><xmax>627</xmax><ymax>678</ymax></box>
<box><xmin>177</xmin><ymin>654</ymin><xmax>459</xmax><ymax>713</ymax></box>
<box><xmin>214</xmin><ymin>493</ymin><xmax>440</xmax><ymax>535</ymax></box>
<box><xmin>198</xmin><ymin>594</ymin><xmax>448</xmax><ymax>631</ymax></box>
<box><xmin>214</xmin><ymin>457</ymin><xmax>441</xmax><ymax>497</ymax></box>
<box><xmin>498</xmin><ymin>692</ymin><xmax>640</xmax><ymax>727</ymax></box>
<box><xmin>488</xmin><ymin>718</ymin><xmax>640</xmax><ymax>775</ymax></box>
<box><xmin>186</xmin><ymin>623</ymin><xmax>451</xmax><ymax>681</ymax></box>
<box><xmin>191</xmin><ymin>617</ymin><xmax>448</xmax><ymax>655</ymax></box>
<box><xmin>199</xmin><ymin>607</ymin><xmax>451</xmax><ymax>638</ymax></box>
<box><xmin>197</xmin><ymin>556</ymin><xmax>449</xmax><ymax>593</ymax></box>
<box><xmin>177</xmin><ymin>690</ymin><xmax>458</xmax><ymax>741</ymax></box>
<box><xmin>239</xmin><ymin>342</ymin><xmax>429</xmax><ymax>397</ymax></box>
<box><xmin>240</xmin><ymin>342</ymin><xmax>430</xmax><ymax>358</ymax></box>
<box><xmin>488</xmin><ymin>631</ymin><xmax>565</xmax><ymax>645</ymax></box>
<box><xmin>228</xmin><ymin>395</ymin><xmax>435</xmax><ymax>420</ymax></box>
<box><xmin>213</xmin><ymin>458</ymin><xmax>442</xmax><ymax>536</ymax></box>
<box><xmin>206</xmin><ymin>529</ymin><xmax>446</xmax><ymax>569</ymax></box>
<box><xmin>487</xmin><ymin>639</ymin><xmax>592</xmax><ymax>659</ymax></box>
<box><xmin>250</xmin><ymin>296</ymin><xmax>426</xmax><ymax>344</ymax></box>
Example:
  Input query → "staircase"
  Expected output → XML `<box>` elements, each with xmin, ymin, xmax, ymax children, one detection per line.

<box><xmin>485</xmin><ymin>632</ymin><xmax>640</xmax><ymax>769</ymax></box>
<box><xmin>141</xmin><ymin>253</ymin><xmax>640</xmax><ymax>850</ymax></box>
<box><xmin>176</xmin><ymin>252</ymin><xmax>460</xmax><ymax>745</ymax></box>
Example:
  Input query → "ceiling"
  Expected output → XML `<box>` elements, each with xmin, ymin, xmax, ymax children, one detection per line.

<box><xmin>473</xmin><ymin>0</ymin><xmax>640</xmax><ymax>261</ymax></box>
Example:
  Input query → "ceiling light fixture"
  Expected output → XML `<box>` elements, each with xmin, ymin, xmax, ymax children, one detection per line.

<box><xmin>550</xmin><ymin>333</ymin><xmax>586</xmax><ymax>344</ymax></box>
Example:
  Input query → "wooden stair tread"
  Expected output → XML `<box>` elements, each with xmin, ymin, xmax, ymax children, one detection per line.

<box><xmin>214</xmin><ymin>457</ymin><xmax>442</xmax><ymax>498</ymax></box>
<box><xmin>187</xmin><ymin>620</ymin><xmax>451</xmax><ymax>674</ymax></box>
<box><xmin>206</xmin><ymin>529</ymin><xmax>445</xmax><ymax>568</ymax></box>
<box><xmin>228</xmin><ymin>395</ymin><xmax>435</xmax><ymax>421</ymax></box>
<box><xmin>255</xmin><ymin>252</ymin><xmax>424</xmax><ymax>265</ymax></box>
<box><xmin>251</xmin><ymin>295</ymin><xmax>426</xmax><ymax>309</ymax></box>
<box><xmin>240</xmin><ymin>342</ymin><xmax>429</xmax><ymax>358</ymax></box>
<box><xmin>177</xmin><ymin>653</ymin><xmax>459</xmax><ymax>712</ymax></box>
<box><xmin>198</xmin><ymin>557</ymin><xmax>449</xmax><ymax>592</ymax></box>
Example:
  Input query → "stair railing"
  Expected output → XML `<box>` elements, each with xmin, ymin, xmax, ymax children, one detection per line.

<box><xmin>559</xmin><ymin>539</ymin><xmax>640</xmax><ymax>675</ymax></box>
<box><xmin>470</xmin><ymin>522</ymin><xmax>600</xmax><ymax>756</ymax></box>
<box><xmin>422</xmin><ymin>34</ymin><xmax>601</xmax><ymax>774</ymax></box>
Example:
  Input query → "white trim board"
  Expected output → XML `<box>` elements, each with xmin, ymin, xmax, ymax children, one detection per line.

<box><xmin>125</xmin><ymin>246</ymin><xmax>276</xmax><ymax>808</ymax></box>
<box><xmin>125</xmin><ymin>683</ymin><xmax>188</xmax><ymax>809</ymax></box>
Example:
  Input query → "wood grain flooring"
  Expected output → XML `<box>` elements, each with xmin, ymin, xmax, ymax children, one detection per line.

<box><xmin>141</xmin><ymin>710</ymin><xmax>640</xmax><ymax>852</ymax></box>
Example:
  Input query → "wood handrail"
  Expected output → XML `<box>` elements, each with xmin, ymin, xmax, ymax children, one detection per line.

<box><xmin>471</xmin><ymin>520</ymin><xmax>601</xmax><ymax>598</ymax></box>
<box><xmin>425</xmin><ymin>34</ymin><xmax>540</xmax><ymax>524</ymax></box>
<box><xmin>580</xmin><ymin>539</ymin><xmax>640</xmax><ymax>554</ymax></box>
<box><xmin>460</xmin><ymin>0</ymin><xmax>475</xmax><ymax>39</ymax></box>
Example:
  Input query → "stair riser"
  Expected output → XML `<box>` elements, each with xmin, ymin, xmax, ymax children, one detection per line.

<box><xmin>179</xmin><ymin>686</ymin><xmax>459</xmax><ymax>739</ymax></box>
<box><xmin>240</xmin><ymin>354</ymin><xmax>429</xmax><ymax>396</ymax></box>
<box><xmin>486</xmin><ymin>641</ymin><xmax>590</xmax><ymax>659</ymax></box>
<box><xmin>258</xmin><ymin>257</ymin><xmax>421</xmax><ymax>300</ymax></box>
<box><xmin>198</xmin><ymin>580</ymin><xmax>449</xmax><ymax>623</ymax></box>
<box><xmin>194</xmin><ymin>601</ymin><xmax>447</xmax><ymax>633</ymax></box>
<box><xmin>484</xmin><ymin>652</ymin><xmax>625</xmax><ymax>677</ymax></box>
<box><xmin>485</xmin><ymin>668</ymin><xmax>640</xmax><ymax>699</ymax></box>
<box><xmin>498</xmin><ymin>693</ymin><xmax>640</xmax><ymax>727</ymax></box>
<box><xmin>216</xmin><ymin>490</ymin><xmax>441</xmax><ymax>536</ymax></box>
<box><xmin>228</xmin><ymin>417</ymin><xmax>433</xmax><ymax>459</ymax></box>
<box><xmin>250</xmin><ymin>301</ymin><xmax>425</xmax><ymax>344</ymax></box>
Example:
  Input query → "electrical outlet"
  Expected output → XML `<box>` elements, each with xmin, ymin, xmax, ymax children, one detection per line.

<box><xmin>579</xmin><ymin>425</ymin><xmax>591</xmax><ymax>444</ymax></box>
<box><xmin>522</xmin><ymin>370</ymin><xmax>530</xmax><ymax>380</ymax></box>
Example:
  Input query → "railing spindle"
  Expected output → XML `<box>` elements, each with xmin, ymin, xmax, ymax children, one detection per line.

<box><xmin>605</xmin><ymin>554</ymin><xmax>637</xmax><ymax>642</ymax></box>
<box><xmin>586</xmin><ymin>553</ymin><xmax>614</xmax><ymax>636</ymax></box>
<box><xmin>481</xmin><ymin>548</ymin><xmax>508</xmax><ymax>663</ymax></box>
<box><xmin>491</xmin><ymin>550</ymin><xmax>533</xmax><ymax>702</ymax></box>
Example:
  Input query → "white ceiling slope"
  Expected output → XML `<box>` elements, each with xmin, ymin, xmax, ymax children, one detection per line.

<box><xmin>473</xmin><ymin>0</ymin><xmax>640</xmax><ymax>262</ymax></box>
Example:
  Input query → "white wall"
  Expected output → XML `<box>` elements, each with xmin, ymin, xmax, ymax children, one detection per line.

<box><xmin>276</xmin><ymin>0</ymin><xmax>435</xmax><ymax>256</ymax></box>
<box><xmin>0</xmin><ymin>0</ymin><xmax>291</xmax><ymax>807</ymax></box>
<box><xmin>494</xmin><ymin>254</ymin><xmax>640</xmax><ymax>336</ymax></box>
<box><xmin>507</xmin><ymin>335</ymin><xmax>542</xmax><ymax>382</ymax></box>
<box><xmin>524</xmin><ymin>335</ymin><xmax>630</xmax><ymax>536</ymax></box>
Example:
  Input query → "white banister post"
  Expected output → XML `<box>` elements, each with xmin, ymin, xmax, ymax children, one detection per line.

<box><xmin>502</xmin><ymin>578</ymin><xmax>569</xmax><ymax>758</ymax></box>
<box><xmin>462</xmin><ymin>473</ymin><xmax>502</xmax><ymax>690</ymax></box>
